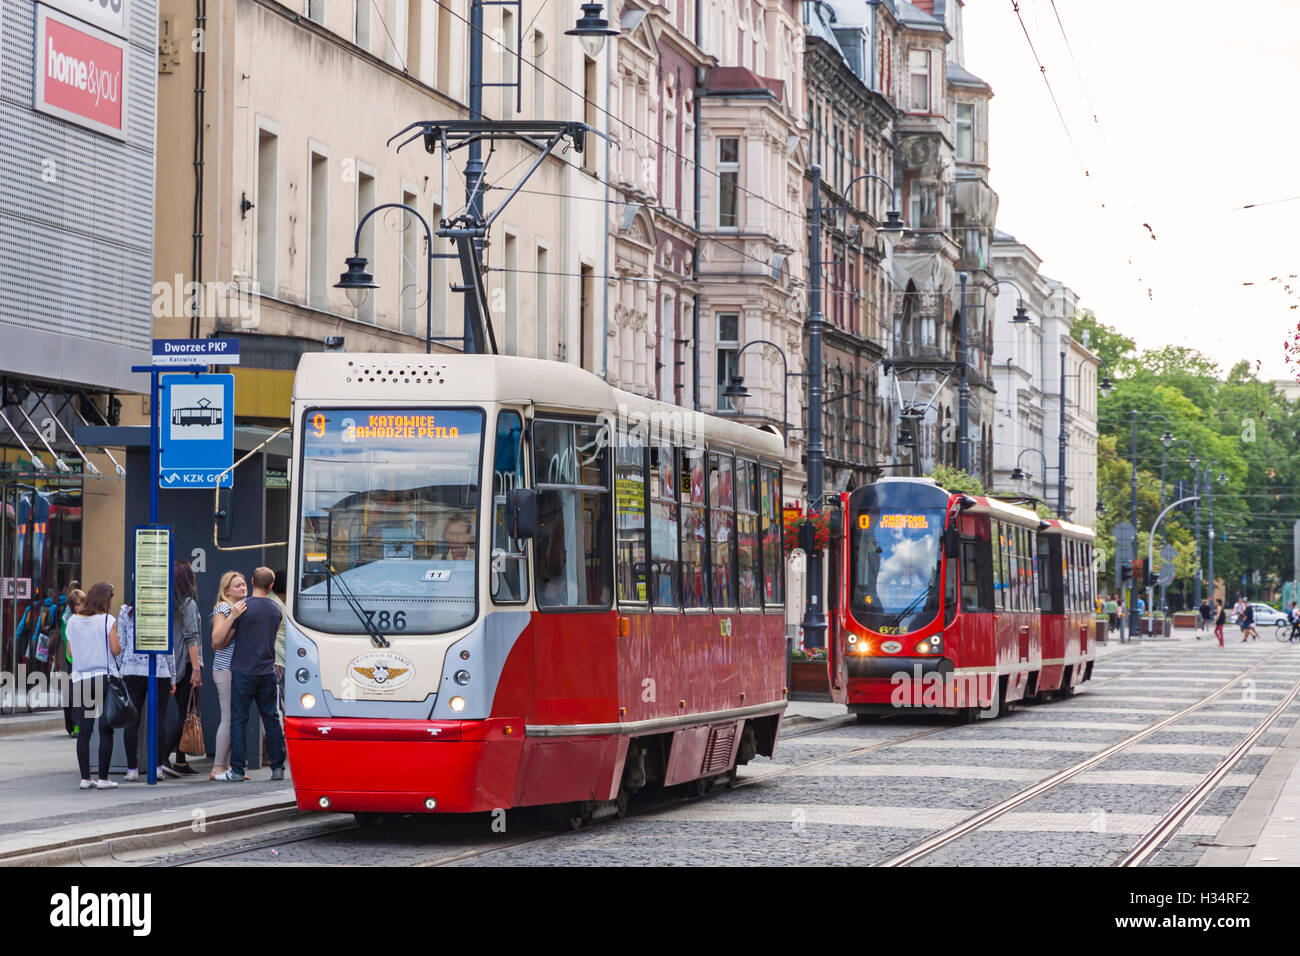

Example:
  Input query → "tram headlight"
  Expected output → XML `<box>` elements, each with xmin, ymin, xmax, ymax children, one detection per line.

<box><xmin>847</xmin><ymin>634</ymin><xmax>858</xmax><ymax>645</ymax></box>
<box><xmin>449</xmin><ymin>696</ymin><xmax>466</xmax><ymax>712</ymax></box>
<box><xmin>300</xmin><ymin>693</ymin><xmax>317</xmax><ymax>710</ymax></box>
<box><xmin>454</xmin><ymin>670</ymin><xmax>471</xmax><ymax>686</ymax></box>
<box><xmin>296</xmin><ymin>668</ymin><xmax>310</xmax><ymax>684</ymax></box>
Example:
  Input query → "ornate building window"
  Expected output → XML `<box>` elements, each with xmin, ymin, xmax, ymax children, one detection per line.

<box><xmin>908</xmin><ymin>49</ymin><xmax>930</xmax><ymax>113</ymax></box>
<box><xmin>718</xmin><ymin>137</ymin><xmax>740</xmax><ymax>229</ymax></box>
<box><xmin>715</xmin><ymin>312</ymin><xmax>740</xmax><ymax>411</ymax></box>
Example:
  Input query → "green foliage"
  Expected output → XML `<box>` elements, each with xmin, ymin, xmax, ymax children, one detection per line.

<box><xmin>1091</xmin><ymin>324</ymin><xmax>1300</xmax><ymax>605</ymax></box>
<box><xmin>925</xmin><ymin>465</ymin><xmax>985</xmax><ymax>495</ymax></box>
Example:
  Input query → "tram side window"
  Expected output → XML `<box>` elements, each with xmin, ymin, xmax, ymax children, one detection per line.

<box><xmin>761</xmin><ymin>465</ymin><xmax>784</xmax><ymax>605</ymax></box>
<box><xmin>1038</xmin><ymin>533</ymin><xmax>1054</xmax><ymax>614</ymax></box>
<box><xmin>533</xmin><ymin>420</ymin><xmax>612</xmax><ymax>609</ymax></box>
<box><xmin>490</xmin><ymin>410</ymin><xmax>528</xmax><ymax>603</ymax></box>
<box><xmin>1068</xmin><ymin>541</ymin><xmax>1078</xmax><ymax>612</ymax></box>
<box><xmin>1003</xmin><ymin>528</ymin><xmax>1013</xmax><ymax>608</ymax></box>
<box><xmin>709</xmin><ymin>453</ymin><xmax>737</xmax><ymax>608</ymax></box>
<box><xmin>991</xmin><ymin>521</ymin><xmax>1004</xmax><ymax>610</ymax></box>
<box><xmin>1073</xmin><ymin>541</ymin><xmax>1083</xmax><ymax>612</ymax></box>
<box><xmin>649</xmin><ymin>444</ymin><xmax>680</xmax><ymax>609</ymax></box>
<box><xmin>960</xmin><ymin>532</ymin><xmax>990</xmax><ymax>613</ymax></box>
<box><xmin>736</xmin><ymin>460</ymin><xmax>762</xmax><ymax>608</ymax></box>
<box><xmin>680</xmin><ymin>449</ymin><xmax>709</xmax><ymax>608</ymax></box>
<box><xmin>614</xmin><ymin>441</ymin><xmax>648</xmax><ymax>606</ymax></box>
<box><xmin>1083</xmin><ymin>543</ymin><xmax>1092</xmax><ymax>610</ymax></box>
<box><xmin>1029</xmin><ymin>530</ymin><xmax>1039</xmax><ymax>611</ymax></box>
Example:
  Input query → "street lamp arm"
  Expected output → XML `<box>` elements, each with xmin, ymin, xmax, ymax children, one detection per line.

<box><xmin>1147</xmin><ymin>494</ymin><xmax>1200</xmax><ymax>617</ymax></box>
<box><xmin>730</xmin><ymin>339</ymin><xmax>791</xmax><ymax>446</ymax></box>
<box><xmin>352</xmin><ymin>201</ymin><xmax>433</xmax><ymax>254</ymax></box>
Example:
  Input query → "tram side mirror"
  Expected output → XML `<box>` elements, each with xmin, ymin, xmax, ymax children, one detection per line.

<box><xmin>215</xmin><ymin>488</ymin><xmax>234</xmax><ymax>544</ymax></box>
<box><xmin>506</xmin><ymin>488</ymin><xmax>537</xmax><ymax>540</ymax></box>
<box><xmin>943</xmin><ymin>525</ymin><xmax>960</xmax><ymax>559</ymax></box>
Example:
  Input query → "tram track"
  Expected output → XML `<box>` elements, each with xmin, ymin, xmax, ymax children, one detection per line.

<box><xmin>154</xmin><ymin>642</ymin><xmax>1205</xmax><ymax>867</ymax></box>
<box><xmin>877</xmin><ymin>646</ymin><xmax>1300</xmax><ymax>867</ymax></box>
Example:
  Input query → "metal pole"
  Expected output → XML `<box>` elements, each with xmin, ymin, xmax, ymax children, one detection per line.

<box><xmin>802</xmin><ymin>165</ymin><xmax>826</xmax><ymax>648</ymax></box>
<box><xmin>1159</xmin><ymin>440</ymin><xmax>1167</xmax><ymax>614</ymax></box>
<box><xmin>1129</xmin><ymin>408</ymin><xmax>1139</xmax><ymax>640</ymax></box>
<box><xmin>147</xmin><ymin>369</ymin><xmax>159</xmax><ymax>785</ymax></box>
<box><xmin>463</xmin><ymin>0</ymin><xmax>485</xmax><ymax>353</ymax></box>
<box><xmin>1208</xmin><ymin>469</ymin><xmax>1215</xmax><ymax>605</ymax></box>
<box><xmin>1057</xmin><ymin>350</ymin><xmax>1067</xmax><ymax>517</ymax></box>
<box><xmin>958</xmin><ymin>272</ymin><xmax>969</xmax><ymax>472</ymax></box>
<box><xmin>1193</xmin><ymin>466</ymin><xmax>1203</xmax><ymax>610</ymax></box>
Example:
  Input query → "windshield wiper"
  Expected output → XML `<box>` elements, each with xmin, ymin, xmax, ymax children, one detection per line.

<box><xmin>310</xmin><ymin>560</ymin><xmax>390</xmax><ymax>648</ymax></box>
<box><xmin>885</xmin><ymin>588</ymin><xmax>933</xmax><ymax>631</ymax></box>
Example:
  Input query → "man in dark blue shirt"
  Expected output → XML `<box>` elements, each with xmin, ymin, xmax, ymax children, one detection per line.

<box><xmin>216</xmin><ymin>567</ymin><xmax>286</xmax><ymax>781</ymax></box>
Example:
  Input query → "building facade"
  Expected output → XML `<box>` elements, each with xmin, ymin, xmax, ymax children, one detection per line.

<box><xmin>990</xmin><ymin>231</ymin><xmax>1099</xmax><ymax>525</ymax></box>
<box><xmin>0</xmin><ymin>0</ymin><xmax>159</xmax><ymax>707</ymax></box>
<box><xmin>879</xmin><ymin>0</ymin><xmax>997</xmax><ymax>484</ymax></box>
<box><xmin>802</xmin><ymin>0</ymin><xmax>896</xmax><ymax>492</ymax></box>
<box><xmin>606</xmin><ymin>0</ymin><xmax>808</xmax><ymax>498</ymax></box>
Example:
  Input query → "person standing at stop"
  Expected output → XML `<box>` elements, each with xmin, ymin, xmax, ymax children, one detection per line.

<box><xmin>215</xmin><ymin>567</ymin><xmax>286</xmax><ymax>782</ymax></box>
<box><xmin>1213</xmin><ymin>598</ymin><xmax>1226</xmax><ymax>647</ymax></box>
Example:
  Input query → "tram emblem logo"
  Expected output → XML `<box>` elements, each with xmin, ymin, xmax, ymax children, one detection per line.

<box><xmin>348</xmin><ymin>652</ymin><xmax>416</xmax><ymax>692</ymax></box>
<box><xmin>880</xmin><ymin>641</ymin><xmax>903</xmax><ymax>654</ymax></box>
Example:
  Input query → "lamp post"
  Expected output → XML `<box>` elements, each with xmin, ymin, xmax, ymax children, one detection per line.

<box><xmin>804</xmin><ymin>163</ymin><xmax>827</xmax><ymax>648</ymax></box>
<box><xmin>336</xmin><ymin>203</ymin><xmax>467</xmax><ymax>353</ymax></box>
<box><xmin>1010</xmin><ymin>447</ymin><xmax>1049</xmax><ymax>500</ymax></box>
<box><xmin>721</xmin><ymin>339</ymin><xmax>800</xmax><ymax>444</ymax></box>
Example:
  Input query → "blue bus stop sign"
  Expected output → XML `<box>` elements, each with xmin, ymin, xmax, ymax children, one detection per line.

<box><xmin>159</xmin><ymin>373</ymin><xmax>234</xmax><ymax>488</ymax></box>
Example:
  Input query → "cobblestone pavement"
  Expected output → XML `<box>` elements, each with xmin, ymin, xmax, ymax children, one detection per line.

<box><xmin>139</xmin><ymin>640</ymin><xmax>1300</xmax><ymax>867</ymax></box>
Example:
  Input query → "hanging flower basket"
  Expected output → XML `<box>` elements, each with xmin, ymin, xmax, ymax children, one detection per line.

<box><xmin>783</xmin><ymin>511</ymin><xmax>830</xmax><ymax>555</ymax></box>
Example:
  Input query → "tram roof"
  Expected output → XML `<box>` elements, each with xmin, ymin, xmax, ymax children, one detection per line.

<box><xmin>963</xmin><ymin>494</ymin><xmax>1042</xmax><ymax>527</ymax></box>
<box><xmin>1041</xmin><ymin>517</ymin><xmax>1096</xmax><ymax>540</ymax></box>
<box><xmin>294</xmin><ymin>353</ymin><xmax>787</xmax><ymax>460</ymax></box>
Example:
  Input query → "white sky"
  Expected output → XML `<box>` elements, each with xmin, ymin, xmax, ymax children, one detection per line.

<box><xmin>962</xmin><ymin>0</ymin><xmax>1300</xmax><ymax>381</ymax></box>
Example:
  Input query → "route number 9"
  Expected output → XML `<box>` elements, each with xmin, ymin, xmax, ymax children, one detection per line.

<box><xmin>311</xmin><ymin>413</ymin><xmax>326</xmax><ymax>437</ymax></box>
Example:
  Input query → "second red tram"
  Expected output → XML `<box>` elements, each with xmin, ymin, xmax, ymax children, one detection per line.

<box><xmin>827</xmin><ymin>477</ymin><xmax>1095</xmax><ymax>720</ymax></box>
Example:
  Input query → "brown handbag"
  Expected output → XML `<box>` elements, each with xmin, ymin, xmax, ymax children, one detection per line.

<box><xmin>179</xmin><ymin>691</ymin><xmax>206</xmax><ymax>756</ymax></box>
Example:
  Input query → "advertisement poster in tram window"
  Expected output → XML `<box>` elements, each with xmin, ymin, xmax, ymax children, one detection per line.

<box><xmin>615</xmin><ymin>478</ymin><xmax>645</xmax><ymax>527</ymax></box>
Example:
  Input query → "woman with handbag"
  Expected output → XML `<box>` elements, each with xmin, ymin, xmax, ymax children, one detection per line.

<box><xmin>117</xmin><ymin>601</ymin><xmax>177</xmax><ymax>781</ymax></box>
<box><xmin>64</xmin><ymin>582</ymin><xmax>122</xmax><ymax>790</ymax></box>
<box><xmin>164</xmin><ymin>561</ymin><xmax>203</xmax><ymax>774</ymax></box>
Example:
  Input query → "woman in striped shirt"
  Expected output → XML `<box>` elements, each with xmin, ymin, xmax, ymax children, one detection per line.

<box><xmin>209</xmin><ymin>571</ymin><xmax>246</xmax><ymax>780</ymax></box>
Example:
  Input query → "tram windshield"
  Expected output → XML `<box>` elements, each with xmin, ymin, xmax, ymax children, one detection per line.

<box><xmin>295</xmin><ymin>407</ymin><xmax>484</xmax><ymax>635</ymax></box>
<box><xmin>849</xmin><ymin>506</ymin><xmax>946</xmax><ymax>634</ymax></box>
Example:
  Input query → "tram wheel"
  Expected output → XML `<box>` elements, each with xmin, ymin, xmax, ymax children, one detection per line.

<box><xmin>615</xmin><ymin>791</ymin><xmax>630</xmax><ymax>818</ymax></box>
<box><xmin>855</xmin><ymin>712</ymin><xmax>874</xmax><ymax>724</ymax></box>
<box><xmin>691</xmin><ymin>776</ymin><xmax>710</xmax><ymax>798</ymax></box>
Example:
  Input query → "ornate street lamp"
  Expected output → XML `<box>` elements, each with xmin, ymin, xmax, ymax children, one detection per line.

<box><xmin>566</xmin><ymin>3</ymin><xmax>619</xmax><ymax>58</ymax></box>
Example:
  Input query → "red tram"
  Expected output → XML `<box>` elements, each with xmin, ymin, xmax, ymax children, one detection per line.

<box><xmin>284</xmin><ymin>354</ymin><xmax>790</xmax><ymax>822</ymax></box>
<box><xmin>827</xmin><ymin>477</ymin><xmax>1094</xmax><ymax>720</ymax></box>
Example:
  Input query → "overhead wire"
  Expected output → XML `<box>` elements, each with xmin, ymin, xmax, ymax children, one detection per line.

<box><xmin>426</xmin><ymin>0</ymin><xmax>806</xmax><ymax>226</ymax></box>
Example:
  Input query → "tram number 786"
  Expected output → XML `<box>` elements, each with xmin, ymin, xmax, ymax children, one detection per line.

<box><xmin>363</xmin><ymin>609</ymin><xmax>407</xmax><ymax>631</ymax></box>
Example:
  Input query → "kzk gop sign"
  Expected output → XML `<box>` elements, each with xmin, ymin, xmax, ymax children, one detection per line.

<box><xmin>35</xmin><ymin>5</ymin><xmax>129</xmax><ymax>141</ymax></box>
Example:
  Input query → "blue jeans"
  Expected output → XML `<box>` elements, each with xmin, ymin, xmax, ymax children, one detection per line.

<box><xmin>229</xmin><ymin>671</ymin><xmax>286</xmax><ymax>776</ymax></box>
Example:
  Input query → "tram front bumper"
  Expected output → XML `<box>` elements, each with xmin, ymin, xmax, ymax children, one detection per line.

<box><xmin>285</xmin><ymin>716</ymin><xmax>524</xmax><ymax>814</ymax></box>
<box><xmin>845</xmin><ymin>655</ymin><xmax>957</xmax><ymax>706</ymax></box>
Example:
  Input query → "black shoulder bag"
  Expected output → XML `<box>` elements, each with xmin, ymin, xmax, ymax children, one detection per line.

<box><xmin>103</xmin><ymin>616</ymin><xmax>138</xmax><ymax>729</ymax></box>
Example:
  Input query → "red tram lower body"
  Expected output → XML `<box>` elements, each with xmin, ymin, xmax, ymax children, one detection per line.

<box><xmin>287</xmin><ymin>609</ymin><xmax>787</xmax><ymax>814</ymax></box>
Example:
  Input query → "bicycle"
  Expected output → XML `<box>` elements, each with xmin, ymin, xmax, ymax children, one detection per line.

<box><xmin>1274</xmin><ymin>620</ymin><xmax>1300</xmax><ymax>642</ymax></box>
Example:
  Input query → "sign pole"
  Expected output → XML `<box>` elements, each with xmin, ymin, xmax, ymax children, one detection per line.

<box><xmin>148</xmin><ymin>369</ymin><xmax>159</xmax><ymax>785</ymax></box>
